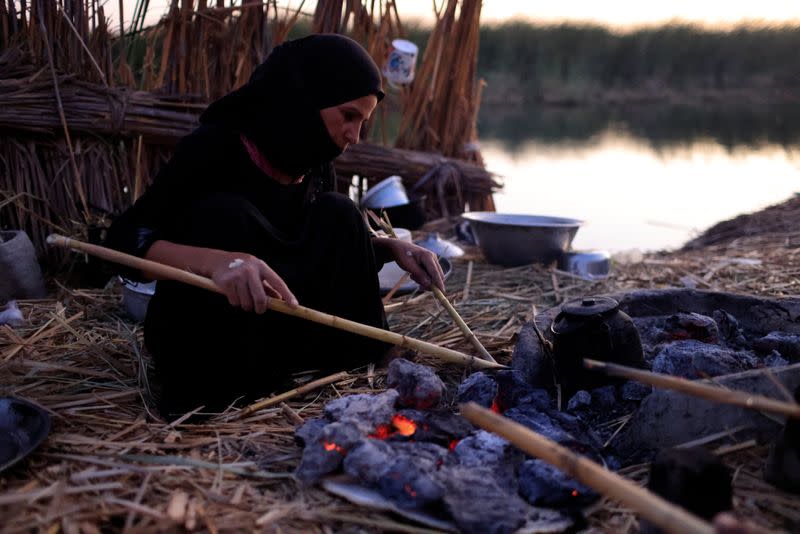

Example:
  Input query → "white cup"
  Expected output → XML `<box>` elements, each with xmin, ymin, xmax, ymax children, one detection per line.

<box><xmin>378</xmin><ymin>227</ymin><xmax>413</xmax><ymax>289</ymax></box>
<box><xmin>383</xmin><ymin>39</ymin><xmax>418</xmax><ymax>86</ymax></box>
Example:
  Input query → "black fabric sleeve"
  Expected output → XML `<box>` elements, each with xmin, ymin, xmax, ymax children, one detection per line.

<box><xmin>104</xmin><ymin>128</ymin><xmax>222</xmax><ymax>280</ymax></box>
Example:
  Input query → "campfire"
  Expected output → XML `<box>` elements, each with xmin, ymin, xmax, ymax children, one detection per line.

<box><xmin>293</xmin><ymin>289</ymin><xmax>800</xmax><ymax>533</ymax></box>
<box><xmin>294</xmin><ymin>358</ymin><xmax>602</xmax><ymax>532</ymax></box>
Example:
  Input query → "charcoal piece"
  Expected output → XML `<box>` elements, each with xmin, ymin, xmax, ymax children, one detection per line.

<box><xmin>395</xmin><ymin>409</ymin><xmax>474</xmax><ymax>445</ymax></box>
<box><xmin>642</xmin><ymin>448</ymin><xmax>732</xmax><ymax>533</ymax></box>
<box><xmin>343</xmin><ymin>439</ymin><xmax>393</xmax><ymax>484</ymax></box>
<box><xmin>753</xmin><ymin>332</ymin><xmax>800</xmax><ymax>362</ymax></box>
<box><xmin>294</xmin><ymin>417</ymin><xmax>327</xmax><ymax>447</ymax></box>
<box><xmin>386</xmin><ymin>358</ymin><xmax>446</xmax><ymax>409</ymax></box>
<box><xmin>517</xmin><ymin>389</ymin><xmax>554</xmax><ymax>410</ymax></box>
<box><xmin>764</xmin><ymin>386</ymin><xmax>800</xmax><ymax>494</ymax></box>
<box><xmin>566</xmin><ymin>391</ymin><xmax>591</xmax><ymax>412</ymax></box>
<box><xmin>439</xmin><ymin>466</ymin><xmax>528</xmax><ymax>534</ymax></box>
<box><xmin>456</xmin><ymin>372</ymin><xmax>498</xmax><ymax>408</ymax></box>
<box><xmin>295</xmin><ymin>421</ymin><xmax>362</xmax><ymax>484</ymax></box>
<box><xmin>712</xmin><ymin>310</ymin><xmax>748</xmax><ymax>348</ymax></box>
<box><xmin>324</xmin><ymin>389</ymin><xmax>399</xmax><ymax>433</ymax></box>
<box><xmin>453</xmin><ymin>430</ymin><xmax>525</xmax><ymax>487</ymax></box>
<box><xmin>764</xmin><ymin>351</ymin><xmax>790</xmax><ymax>368</ymax></box>
<box><xmin>632</xmin><ymin>316</ymin><xmax>669</xmax><ymax>349</ymax></box>
<box><xmin>504</xmin><ymin>406</ymin><xmax>572</xmax><ymax>443</ymax></box>
<box><xmin>345</xmin><ymin>440</ymin><xmax>448</xmax><ymax>510</ymax></box>
<box><xmin>621</xmin><ymin>381</ymin><xmax>652</xmax><ymax>401</ymax></box>
<box><xmin>652</xmin><ymin>340</ymin><xmax>749</xmax><ymax>379</ymax></box>
<box><xmin>662</xmin><ymin>312</ymin><xmax>719</xmax><ymax>344</ymax></box>
<box><xmin>375</xmin><ymin>457</ymin><xmax>444</xmax><ymax>510</ymax></box>
<box><xmin>511</xmin><ymin>321</ymin><xmax>555</xmax><ymax>389</ymax></box>
<box><xmin>590</xmin><ymin>385</ymin><xmax>617</xmax><ymax>408</ymax></box>
<box><xmin>543</xmin><ymin>408</ymin><xmax>606</xmax><ymax>452</ymax></box>
<box><xmin>518</xmin><ymin>458</ymin><xmax>598</xmax><ymax>508</ymax></box>
<box><xmin>391</xmin><ymin>441</ymin><xmax>453</xmax><ymax>469</ymax></box>
<box><xmin>494</xmin><ymin>369</ymin><xmax>541</xmax><ymax>410</ymax></box>
<box><xmin>503</xmin><ymin>406</ymin><xmax>606</xmax><ymax>460</ymax></box>
<box><xmin>616</xmin><ymin>363</ymin><xmax>800</xmax><ymax>455</ymax></box>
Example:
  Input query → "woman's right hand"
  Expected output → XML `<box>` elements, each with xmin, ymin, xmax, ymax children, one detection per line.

<box><xmin>211</xmin><ymin>253</ymin><xmax>298</xmax><ymax>314</ymax></box>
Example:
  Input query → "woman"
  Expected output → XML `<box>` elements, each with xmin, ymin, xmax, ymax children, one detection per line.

<box><xmin>107</xmin><ymin>34</ymin><xmax>444</xmax><ymax>416</ymax></box>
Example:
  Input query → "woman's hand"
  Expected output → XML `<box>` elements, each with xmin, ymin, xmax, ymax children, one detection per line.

<box><xmin>210</xmin><ymin>253</ymin><xmax>298</xmax><ymax>313</ymax></box>
<box><xmin>376</xmin><ymin>237</ymin><xmax>445</xmax><ymax>291</ymax></box>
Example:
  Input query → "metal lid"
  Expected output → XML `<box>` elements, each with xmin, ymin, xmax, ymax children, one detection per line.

<box><xmin>561</xmin><ymin>296</ymin><xmax>619</xmax><ymax>317</ymax></box>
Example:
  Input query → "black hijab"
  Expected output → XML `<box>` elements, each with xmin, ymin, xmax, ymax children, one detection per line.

<box><xmin>200</xmin><ymin>34</ymin><xmax>384</xmax><ymax>178</ymax></box>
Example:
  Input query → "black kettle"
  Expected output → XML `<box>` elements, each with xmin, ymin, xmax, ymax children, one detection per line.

<box><xmin>550</xmin><ymin>297</ymin><xmax>644</xmax><ymax>397</ymax></box>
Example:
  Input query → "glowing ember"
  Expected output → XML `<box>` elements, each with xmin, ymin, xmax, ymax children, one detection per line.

<box><xmin>392</xmin><ymin>414</ymin><xmax>417</xmax><ymax>436</ymax></box>
<box><xmin>368</xmin><ymin>414</ymin><xmax>420</xmax><ymax>440</ymax></box>
<box><xmin>571</xmin><ymin>489</ymin><xmax>579</xmax><ymax>497</ymax></box>
<box><xmin>490</xmin><ymin>399</ymin><xmax>502</xmax><ymax>413</ymax></box>
<box><xmin>448</xmin><ymin>439</ymin><xmax>460</xmax><ymax>451</ymax></box>
<box><xmin>368</xmin><ymin>424</ymin><xmax>393</xmax><ymax>440</ymax></box>
<box><xmin>404</xmin><ymin>484</ymin><xmax>418</xmax><ymax>498</ymax></box>
<box><xmin>323</xmin><ymin>441</ymin><xmax>345</xmax><ymax>453</ymax></box>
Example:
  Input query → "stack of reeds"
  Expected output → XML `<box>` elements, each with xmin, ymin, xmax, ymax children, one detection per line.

<box><xmin>0</xmin><ymin>0</ymin><xmax>497</xmax><ymax>263</ymax></box>
<box><xmin>0</xmin><ymin>56</ymin><xmax>497</xmax><ymax>256</ymax></box>
<box><xmin>393</xmin><ymin>0</ymin><xmax>492</xmax><ymax>211</ymax></box>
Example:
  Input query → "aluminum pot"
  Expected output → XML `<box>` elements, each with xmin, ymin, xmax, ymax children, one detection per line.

<box><xmin>461</xmin><ymin>212</ymin><xmax>583</xmax><ymax>267</ymax></box>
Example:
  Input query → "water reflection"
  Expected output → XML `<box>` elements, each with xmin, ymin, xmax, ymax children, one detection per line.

<box><xmin>484</xmin><ymin>131</ymin><xmax>799</xmax><ymax>252</ymax></box>
<box><xmin>478</xmin><ymin>102</ymin><xmax>800</xmax><ymax>153</ymax></box>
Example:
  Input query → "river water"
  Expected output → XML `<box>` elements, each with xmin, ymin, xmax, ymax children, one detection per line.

<box><xmin>480</xmin><ymin>103</ymin><xmax>800</xmax><ymax>253</ymax></box>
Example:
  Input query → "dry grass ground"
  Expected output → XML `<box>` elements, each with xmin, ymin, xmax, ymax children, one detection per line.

<box><xmin>1</xmin><ymin>209</ymin><xmax>800</xmax><ymax>532</ymax></box>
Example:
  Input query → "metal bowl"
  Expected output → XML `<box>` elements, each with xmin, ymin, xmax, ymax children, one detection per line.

<box><xmin>0</xmin><ymin>397</ymin><xmax>51</xmax><ymax>473</ymax></box>
<box><xmin>462</xmin><ymin>212</ymin><xmax>583</xmax><ymax>267</ymax></box>
<box><xmin>361</xmin><ymin>175</ymin><xmax>409</xmax><ymax>209</ymax></box>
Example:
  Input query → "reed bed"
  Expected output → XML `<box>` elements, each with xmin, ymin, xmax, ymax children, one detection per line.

<box><xmin>1</xmin><ymin>225</ymin><xmax>799</xmax><ymax>532</ymax></box>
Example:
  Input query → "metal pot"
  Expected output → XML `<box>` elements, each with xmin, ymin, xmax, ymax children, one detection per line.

<box><xmin>550</xmin><ymin>297</ymin><xmax>644</xmax><ymax>396</ymax></box>
<box><xmin>461</xmin><ymin>212</ymin><xmax>582</xmax><ymax>267</ymax></box>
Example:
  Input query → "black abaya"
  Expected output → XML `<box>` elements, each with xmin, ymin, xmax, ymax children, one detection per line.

<box><xmin>107</xmin><ymin>125</ymin><xmax>389</xmax><ymax>416</ymax></box>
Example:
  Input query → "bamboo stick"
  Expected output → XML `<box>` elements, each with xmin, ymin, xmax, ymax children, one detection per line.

<box><xmin>236</xmin><ymin>371</ymin><xmax>350</xmax><ymax>418</ymax></box>
<box><xmin>583</xmin><ymin>358</ymin><xmax>800</xmax><ymax>419</ymax></box>
<box><xmin>459</xmin><ymin>402</ymin><xmax>715</xmax><ymax>534</ymax></box>
<box><xmin>47</xmin><ymin>234</ymin><xmax>505</xmax><ymax>370</ymax></box>
<box><xmin>432</xmin><ymin>287</ymin><xmax>496</xmax><ymax>363</ymax></box>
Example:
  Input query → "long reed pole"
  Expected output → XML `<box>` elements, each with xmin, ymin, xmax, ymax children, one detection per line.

<box><xmin>47</xmin><ymin>234</ymin><xmax>505</xmax><ymax>370</ymax></box>
<box><xmin>584</xmin><ymin>358</ymin><xmax>800</xmax><ymax>419</ymax></box>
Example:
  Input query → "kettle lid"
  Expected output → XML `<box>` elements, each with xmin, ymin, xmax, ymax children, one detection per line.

<box><xmin>561</xmin><ymin>296</ymin><xmax>619</xmax><ymax>317</ymax></box>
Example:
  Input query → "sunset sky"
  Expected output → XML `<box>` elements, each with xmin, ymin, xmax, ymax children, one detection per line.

<box><xmin>398</xmin><ymin>0</ymin><xmax>800</xmax><ymax>27</ymax></box>
<box><xmin>123</xmin><ymin>0</ymin><xmax>800</xmax><ymax>31</ymax></box>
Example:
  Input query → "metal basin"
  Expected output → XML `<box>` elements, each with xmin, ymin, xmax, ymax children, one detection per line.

<box><xmin>462</xmin><ymin>212</ymin><xmax>583</xmax><ymax>267</ymax></box>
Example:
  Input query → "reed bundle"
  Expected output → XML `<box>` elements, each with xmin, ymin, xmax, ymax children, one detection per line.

<box><xmin>393</xmin><ymin>0</ymin><xmax>482</xmax><ymax>158</ymax></box>
<box><xmin>393</xmin><ymin>0</ymin><xmax>492</xmax><ymax>211</ymax></box>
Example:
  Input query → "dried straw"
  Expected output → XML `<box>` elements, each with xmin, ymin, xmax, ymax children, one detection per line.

<box><xmin>2</xmin><ymin>217</ymin><xmax>800</xmax><ymax>530</ymax></box>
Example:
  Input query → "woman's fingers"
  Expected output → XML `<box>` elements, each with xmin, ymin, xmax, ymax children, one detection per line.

<box><xmin>224</xmin><ymin>280</ymin><xmax>241</xmax><ymax>308</ymax></box>
<box><xmin>246</xmin><ymin>267</ymin><xmax>269</xmax><ymax>314</ymax></box>
<box><xmin>259</xmin><ymin>264</ymin><xmax>299</xmax><ymax>307</ymax></box>
<box><xmin>235</xmin><ymin>275</ymin><xmax>253</xmax><ymax>311</ymax></box>
<box><xmin>419</xmin><ymin>251</ymin><xmax>445</xmax><ymax>290</ymax></box>
<box><xmin>214</xmin><ymin>254</ymin><xmax>296</xmax><ymax>312</ymax></box>
<box><xmin>397</xmin><ymin>245</ymin><xmax>444</xmax><ymax>291</ymax></box>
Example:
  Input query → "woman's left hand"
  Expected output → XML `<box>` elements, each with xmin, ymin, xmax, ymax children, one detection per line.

<box><xmin>382</xmin><ymin>238</ymin><xmax>445</xmax><ymax>291</ymax></box>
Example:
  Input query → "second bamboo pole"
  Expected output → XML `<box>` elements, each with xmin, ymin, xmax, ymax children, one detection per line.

<box><xmin>460</xmin><ymin>402</ymin><xmax>715</xmax><ymax>534</ymax></box>
<box><xmin>47</xmin><ymin>234</ymin><xmax>504</xmax><ymax>371</ymax></box>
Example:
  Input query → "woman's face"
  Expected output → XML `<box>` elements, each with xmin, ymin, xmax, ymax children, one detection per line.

<box><xmin>320</xmin><ymin>94</ymin><xmax>378</xmax><ymax>151</ymax></box>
